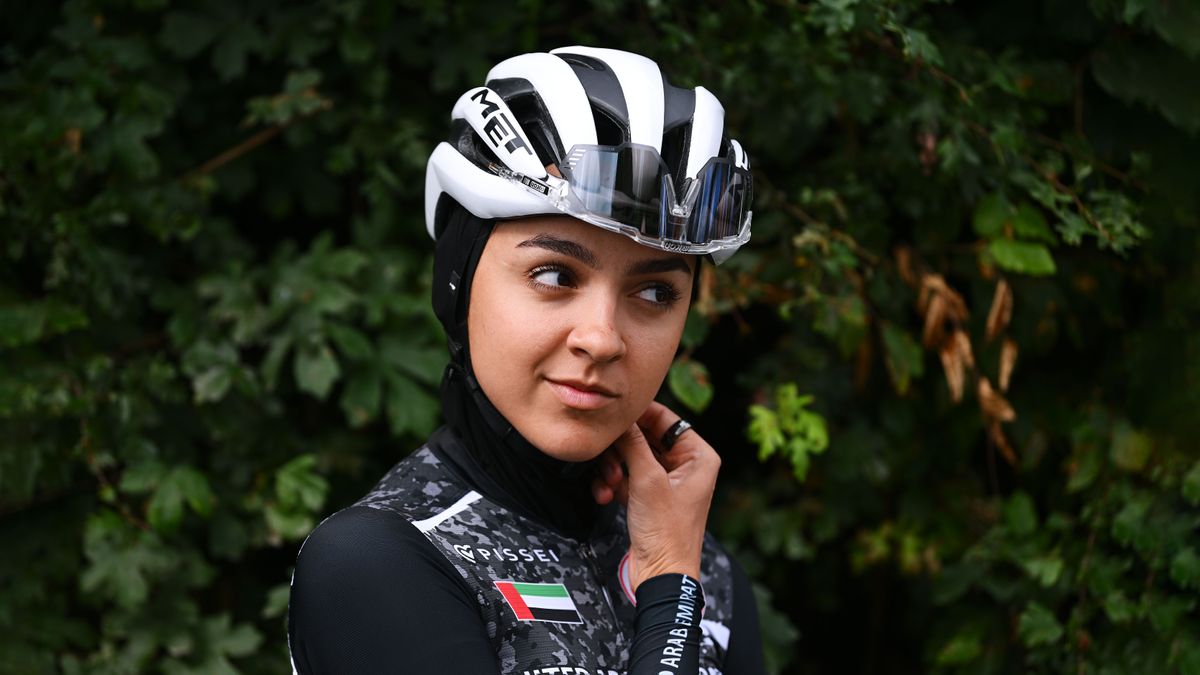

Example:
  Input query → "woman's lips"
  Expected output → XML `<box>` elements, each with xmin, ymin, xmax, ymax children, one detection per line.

<box><xmin>546</xmin><ymin>379</ymin><xmax>618</xmax><ymax>410</ymax></box>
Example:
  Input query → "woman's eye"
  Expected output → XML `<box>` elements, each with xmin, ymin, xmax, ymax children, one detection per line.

<box><xmin>530</xmin><ymin>268</ymin><xmax>573</xmax><ymax>288</ymax></box>
<box><xmin>635</xmin><ymin>284</ymin><xmax>677</xmax><ymax>306</ymax></box>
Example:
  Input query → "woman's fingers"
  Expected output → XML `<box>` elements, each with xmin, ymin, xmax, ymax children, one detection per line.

<box><xmin>591</xmin><ymin>448</ymin><xmax>626</xmax><ymax>506</ymax></box>
<box><xmin>614</xmin><ymin>420</ymin><xmax>663</xmax><ymax>482</ymax></box>
<box><xmin>591</xmin><ymin>478</ymin><xmax>614</xmax><ymax>505</ymax></box>
<box><xmin>617</xmin><ymin>400</ymin><xmax>719</xmax><ymax>590</ymax></box>
<box><xmin>635</xmin><ymin>401</ymin><xmax>710</xmax><ymax>473</ymax></box>
<box><xmin>635</xmin><ymin>401</ymin><xmax>683</xmax><ymax>453</ymax></box>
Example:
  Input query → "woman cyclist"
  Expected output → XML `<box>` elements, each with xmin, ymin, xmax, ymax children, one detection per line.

<box><xmin>288</xmin><ymin>46</ymin><xmax>764</xmax><ymax>674</ymax></box>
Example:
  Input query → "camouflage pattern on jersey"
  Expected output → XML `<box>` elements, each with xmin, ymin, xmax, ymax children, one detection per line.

<box><xmin>356</xmin><ymin>443</ymin><xmax>736</xmax><ymax>675</ymax></box>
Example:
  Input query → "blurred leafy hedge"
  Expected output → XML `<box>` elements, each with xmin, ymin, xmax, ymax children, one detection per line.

<box><xmin>2</xmin><ymin>1</ymin><xmax>1199</xmax><ymax>673</ymax></box>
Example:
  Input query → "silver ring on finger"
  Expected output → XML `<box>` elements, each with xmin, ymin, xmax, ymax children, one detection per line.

<box><xmin>660</xmin><ymin>418</ymin><xmax>693</xmax><ymax>451</ymax></box>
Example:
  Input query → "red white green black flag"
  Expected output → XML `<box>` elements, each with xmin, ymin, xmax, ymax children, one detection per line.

<box><xmin>494</xmin><ymin>581</ymin><xmax>582</xmax><ymax>624</ymax></box>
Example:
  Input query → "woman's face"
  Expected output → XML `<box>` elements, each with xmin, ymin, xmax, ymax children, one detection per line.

<box><xmin>467</xmin><ymin>215</ymin><xmax>695</xmax><ymax>462</ymax></box>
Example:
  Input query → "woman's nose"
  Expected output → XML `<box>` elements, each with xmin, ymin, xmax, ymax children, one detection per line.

<box><xmin>566</xmin><ymin>294</ymin><xmax>627</xmax><ymax>363</ymax></box>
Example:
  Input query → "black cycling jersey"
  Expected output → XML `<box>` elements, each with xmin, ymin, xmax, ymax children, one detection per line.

<box><xmin>287</xmin><ymin>426</ymin><xmax>765</xmax><ymax>674</ymax></box>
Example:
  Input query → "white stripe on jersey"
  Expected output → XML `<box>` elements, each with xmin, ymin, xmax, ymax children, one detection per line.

<box><xmin>413</xmin><ymin>490</ymin><xmax>483</xmax><ymax>533</ymax></box>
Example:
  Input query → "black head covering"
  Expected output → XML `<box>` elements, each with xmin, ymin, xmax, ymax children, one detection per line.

<box><xmin>430</xmin><ymin>201</ymin><xmax>601</xmax><ymax>539</ymax></box>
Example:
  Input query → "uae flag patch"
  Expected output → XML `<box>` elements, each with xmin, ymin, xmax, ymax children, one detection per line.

<box><xmin>494</xmin><ymin>581</ymin><xmax>583</xmax><ymax>624</ymax></box>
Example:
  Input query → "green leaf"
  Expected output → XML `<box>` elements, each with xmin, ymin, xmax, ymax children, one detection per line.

<box><xmin>340</xmin><ymin>369</ymin><xmax>382</xmax><ymax>428</ymax></box>
<box><xmin>262</xmin><ymin>583</ymin><xmax>291</xmax><ymax>619</ymax></box>
<box><xmin>175</xmin><ymin>467</ymin><xmax>215</xmax><ymax>518</ymax></box>
<box><xmin>1143</xmin><ymin>0</ymin><xmax>1200</xmax><ymax>58</ymax></box>
<box><xmin>211</xmin><ymin>21</ymin><xmax>263</xmax><ymax>81</ymax></box>
<box><xmin>294</xmin><ymin>343</ymin><xmax>340</xmax><ymax>400</ymax></box>
<box><xmin>750</xmin><ymin>385</ymin><xmax>829</xmax><ymax>482</ymax></box>
<box><xmin>147</xmin><ymin>473</ymin><xmax>186</xmax><ymax>532</ymax></box>
<box><xmin>275</xmin><ymin>454</ymin><xmax>328</xmax><ymax>513</ymax></box>
<box><xmin>680</xmin><ymin>310</ymin><xmax>711</xmax><ymax>350</ymax></box>
<box><xmin>813</xmin><ymin>294</ymin><xmax>868</xmax><ymax>357</ymax></box>
<box><xmin>881</xmin><ymin>323</ymin><xmax>924</xmax><ymax>394</ymax></box>
<box><xmin>883</xmin><ymin>19</ymin><xmax>943</xmax><ymax>65</ymax></box>
<box><xmin>310</xmin><ymin>281</ymin><xmax>357</xmax><ymax>314</ymax></box>
<box><xmin>0</xmin><ymin>300</ymin><xmax>85</xmax><ymax>349</ymax></box>
<box><xmin>284</xmin><ymin>69</ymin><xmax>321</xmax><ymax>95</ymax></box>
<box><xmin>264</xmin><ymin>503</ymin><xmax>314</xmax><ymax>542</ymax></box>
<box><xmin>668</xmin><ymin>357</ymin><xmax>714</xmax><ymax>413</ymax></box>
<box><xmin>211</xmin><ymin>615</ymin><xmax>262</xmax><ymax>657</ymax></box>
<box><xmin>787</xmin><ymin>438</ymin><xmax>812</xmax><ymax>482</ymax></box>
<box><xmin>748</xmin><ymin>405</ymin><xmax>785</xmax><ymax>461</ymax></box>
<box><xmin>146</xmin><ymin>466</ymin><xmax>214</xmax><ymax>531</ymax></box>
<box><xmin>1103</xmin><ymin>590</ymin><xmax>1138</xmax><ymax>623</ymax></box>
<box><xmin>1067</xmin><ymin>445</ymin><xmax>1102</xmax><ymax>493</ymax></box>
<box><xmin>1092</xmin><ymin>41</ymin><xmax>1200</xmax><ymax>135</ymax></box>
<box><xmin>932</xmin><ymin>563</ymin><xmax>983</xmax><ymax>605</ymax></box>
<box><xmin>192</xmin><ymin>366</ymin><xmax>232</xmax><ymax>404</ymax></box>
<box><xmin>385</xmin><ymin>374</ymin><xmax>439</xmax><ymax>437</ymax></box>
<box><xmin>1170</xmin><ymin>547</ymin><xmax>1200</xmax><ymax>590</ymax></box>
<box><xmin>1146</xmin><ymin>594</ymin><xmax>1194</xmax><ymax>634</ymax></box>
<box><xmin>261</xmin><ymin>334</ymin><xmax>292</xmax><ymax>390</ymax></box>
<box><xmin>784</xmin><ymin>401</ymin><xmax>830</xmax><ymax>457</ymax></box>
<box><xmin>1004</xmin><ymin>491</ymin><xmax>1038</xmax><ymax>536</ymax></box>
<box><xmin>119</xmin><ymin>460</ymin><xmax>166</xmax><ymax>494</ymax></box>
<box><xmin>1111</xmin><ymin>422</ymin><xmax>1152</xmax><ymax>472</ymax></box>
<box><xmin>1183</xmin><ymin>462</ymin><xmax>1200</xmax><ymax>505</ymax></box>
<box><xmin>1018</xmin><ymin>602</ymin><xmax>1064</xmax><ymax>646</ymax></box>
<box><xmin>1012</xmin><ymin>202</ymin><xmax>1056</xmax><ymax>243</ymax></box>
<box><xmin>159</xmin><ymin>11</ymin><xmax>218</xmax><ymax>58</ymax></box>
<box><xmin>987</xmin><ymin>239</ymin><xmax>1057</xmax><ymax>276</ymax></box>
<box><xmin>328</xmin><ymin>322</ymin><xmax>374</xmax><ymax>361</ymax></box>
<box><xmin>1024</xmin><ymin>555</ymin><xmax>1064</xmax><ymax>587</ymax></box>
<box><xmin>1112</xmin><ymin>496</ymin><xmax>1151</xmax><ymax>546</ymax></box>
<box><xmin>936</xmin><ymin>631</ymin><xmax>983</xmax><ymax>665</ymax></box>
<box><xmin>379</xmin><ymin>336</ymin><xmax>446</xmax><ymax>386</ymax></box>
<box><xmin>973</xmin><ymin>193</ymin><xmax>1009</xmax><ymax>238</ymax></box>
<box><xmin>80</xmin><ymin>515</ymin><xmax>175</xmax><ymax>609</ymax></box>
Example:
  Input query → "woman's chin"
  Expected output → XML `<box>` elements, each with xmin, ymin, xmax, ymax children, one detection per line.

<box><xmin>525</xmin><ymin>425</ymin><xmax>619</xmax><ymax>463</ymax></box>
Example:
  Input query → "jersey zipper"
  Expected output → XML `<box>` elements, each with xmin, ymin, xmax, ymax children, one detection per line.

<box><xmin>582</xmin><ymin>542</ymin><xmax>622</xmax><ymax>633</ymax></box>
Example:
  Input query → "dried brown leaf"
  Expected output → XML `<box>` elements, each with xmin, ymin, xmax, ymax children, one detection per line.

<box><xmin>917</xmin><ymin>275</ymin><xmax>934</xmax><ymax>313</ymax></box>
<box><xmin>896</xmin><ymin>246</ymin><xmax>917</xmax><ymax>286</ymax></box>
<box><xmin>988</xmin><ymin>422</ymin><xmax>1018</xmax><ymax>466</ymax></box>
<box><xmin>942</xmin><ymin>287</ymin><xmax>969</xmax><ymax>323</ymax></box>
<box><xmin>921</xmin><ymin>275</ymin><xmax>968</xmax><ymax>322</ymax></box>
<box><xmin>923</xmin><ymin>294</ymin><xmax>947</xmax><ymax>347</ymax></box>
<box><xmin>63</xmin><ymin>128</ymin><xmax>82</xmax><ymax>154</ymax></box>
<box><xmin>985</xmin><ymin>279</ymin><xmax>1013</xmax><ymax>342</ymax></box>
<box><xmin>939</xmin><ymin>340</ymin><xmax>965</xmax><ymax>402</ymax></box>
<box><xmin>978</xmin><ymin>377</ymin><xmax>1016</xmax><ymax>422</ymax></box>
<box><xmin>953</xmin><ymin>329</ymin><xmax>975</xmax><ymax>369</ymax></box>
<box><xmin>999</xmin><ymin>338</ymin><xmax>1018</xmax><ymax>391</ymax></box>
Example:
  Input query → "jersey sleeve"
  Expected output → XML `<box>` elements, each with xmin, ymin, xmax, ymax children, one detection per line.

<box><xmin>287</xmin><ymin>506</ymin><xmax>500</xmax><ymax>675</ymax></box>
<box><xmin>628</xmin><ymin>573</ymin><xmax>706</xmax><ymax>675</ymax></box>
<box><xmin>723</xmin><ymin>556</ymin><xmax>767</xmax><ymax>674</ymax></box>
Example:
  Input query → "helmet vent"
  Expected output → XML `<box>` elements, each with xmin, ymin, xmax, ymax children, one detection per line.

<box><xmin>591</xmin><ymin>104</ymin><xmax>627</xmax><ymax>147</ymax></box>
<box><xmin>557</xmin><ymin>53</ymin><xmax>606</xmax><ymax>71</ymax></box>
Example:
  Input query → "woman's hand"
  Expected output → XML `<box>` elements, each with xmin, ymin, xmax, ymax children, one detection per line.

<box><xmin>592</xmin><ymin>400</ymin><xmax>720</xmax><ymax>591</ymax></box>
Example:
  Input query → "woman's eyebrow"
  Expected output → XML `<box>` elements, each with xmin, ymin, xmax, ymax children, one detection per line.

<box><xmin>516</xmin><ymin>234</ymin><xmax>598</xmax><ymax>268</ymax></box>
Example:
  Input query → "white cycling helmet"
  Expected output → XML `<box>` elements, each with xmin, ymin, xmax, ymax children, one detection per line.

<box><xmin>424</xmin><ymin>46</ymin><xmax>752</xmax><ymax>265</ymax></box>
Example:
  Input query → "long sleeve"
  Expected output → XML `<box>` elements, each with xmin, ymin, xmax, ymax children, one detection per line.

<box><xmin>288</xmin><ymin>506</ymin><xmax>500</xmax><ymax>674</ymax></box>
<box><xmin>628</xmin><ymin>573</ymin><xmax>706</xmax><ymax>674</ymax></box>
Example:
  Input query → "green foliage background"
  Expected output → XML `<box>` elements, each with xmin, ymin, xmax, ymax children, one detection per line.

<box><xmin>2</xmin><ymin>0</ymin><xmax>1199</xmax><ymax>673</ymax></box>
